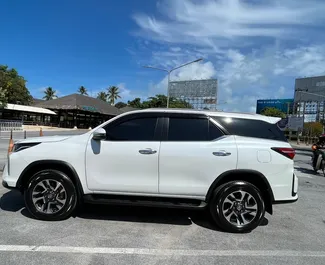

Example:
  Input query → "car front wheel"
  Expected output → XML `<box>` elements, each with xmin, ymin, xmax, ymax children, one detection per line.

<box><xmin>24</xmin><ymin>169</ymin><xmax>77</xmax><ymax>221</ymax></box>
<box><xmin>209</xmin><ymin>181</ymin><xmax>265</xmax><ymax>233</ymax></box>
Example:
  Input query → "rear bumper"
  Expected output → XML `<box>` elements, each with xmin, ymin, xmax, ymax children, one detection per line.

<box><xmin>273</xmin><ymin>173</ymin><xmax>298</xmax><ymax>204</ymax></box>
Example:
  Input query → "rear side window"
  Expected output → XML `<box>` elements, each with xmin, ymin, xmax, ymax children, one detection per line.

<box><xmin>212</xmin><ymin>117</ymin><xmax>287</xmax><ymax>142</ymax></box>
<box><xmin>167</xmin><ymin>117</ymin><xmax>223</xmax><ymax>141</ymax></box>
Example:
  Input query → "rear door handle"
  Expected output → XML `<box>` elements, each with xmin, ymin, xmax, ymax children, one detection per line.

<box><xmin>139</xmin><ymin>148</ymin><xmax>157</xmax><ymax>155</ymax></box>
<box><xmin>213</xmin><ymin>150</ymin><xmax>231</xmax><ymax>156</ymax></box>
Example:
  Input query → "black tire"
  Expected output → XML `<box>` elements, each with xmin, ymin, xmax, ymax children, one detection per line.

<box><xmin>209</xmin><ymin>181</ymin><xmax>265</xmax><ymax>233</ymax></box>
<box><xmin>24</xmin><ymin>169</ymin><xmax>78</xmax><ymax>221</ymax></box>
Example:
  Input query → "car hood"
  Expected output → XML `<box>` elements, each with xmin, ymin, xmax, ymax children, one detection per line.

<box><xmin>15</xmin><ymin>135</ymin><xmax>74</xmax><ymax>144</ymax></box>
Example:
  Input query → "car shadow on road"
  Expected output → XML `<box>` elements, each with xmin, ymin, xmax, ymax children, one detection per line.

<box><xmin>77</xmin><ymin>203</ymin><xmax>227</xmax><ymax>231</ymax></box>
<box><xmin>295</xmin><ymin>166</ymin><xmax>324</xmax><ymax>177</ymax></box>
<box><xmin>0</xmin><ymin>190</ymin><xmax>25</xmax><ymax>212</ymax></box>
<box><xmin>76</xmin><ymin>203</ymin><xmax>268</xmax><ymax>232</ymax></box>
<box><xmin>0</xmin><ymin>190</ymin><xmax>268</xmax><ymax>233</ymax></box>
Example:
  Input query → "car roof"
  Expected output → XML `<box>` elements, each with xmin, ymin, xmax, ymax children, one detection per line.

<box><xmin>124</xmin><ymin>108</ymin><xmax>281</xmax><ymax>124</ymax></box>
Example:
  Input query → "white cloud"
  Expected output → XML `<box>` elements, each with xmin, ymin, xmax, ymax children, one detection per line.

<box><xmin>275</xmin><ymin>45</ymin><xmax>325</xmax><ymax>77</ymax></box>
<box><xmin>215</xmin><ymin>45</ymin><xmax>325</xmax><ymax>112</ymax></box>
<box><xmin>147</xmin><ymin>44</ymin><xmax>325</xmax><ymax>112</ymax></box>
<box><xmin>132</xmin><ymin>0</ymin><xmax>325</xmax><ymax>112</ymax></box>
<box><xmin>117</xmin><ymin>83</ymin><xmax>131</xmax><ymax>99</ymax></box>
<box><xmin>149</xmin><ymin>61</ymin><xmax>217</xmax><ymax>95</ymax></box>
<box><xmin>133</xmin><ymin>0</ymin><xmax>325</xmax><ymax>49</ymax></box>
<box><xmin>170</xmin><ymin>47</ymin><xmax>181</xmax><ymax>52</ymax></box>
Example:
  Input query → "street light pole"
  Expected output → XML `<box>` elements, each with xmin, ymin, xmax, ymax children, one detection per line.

<box><xmin>143</xmin><ymin>58</ymin><xmax>203</xmax><ymax>108</ymax></box>
<box><xmin>295</xmin><ymin>88</ymin><xmax>308</xmax><ymax>116</ymax></box>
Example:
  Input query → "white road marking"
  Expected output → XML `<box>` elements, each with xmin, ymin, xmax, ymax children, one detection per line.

<box><xmin>0</xmin><ymin>245</ymin><xmax>325</xmax><ymax>257</ymax></box>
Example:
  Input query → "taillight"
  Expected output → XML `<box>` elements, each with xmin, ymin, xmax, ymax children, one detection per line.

<box><xmin>271</xmin><ymin>147</ymin><xmax>295</xmax><ymax>160</ymax></box>
<box><xmin>312</xmin><ymin>144</ymin><xmax>318</xmax><ymax>151</ymax></box>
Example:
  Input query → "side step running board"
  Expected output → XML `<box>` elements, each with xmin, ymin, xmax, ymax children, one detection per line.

<box><xmin>83</xmin><ymin>194</ymin><xmax>207</xmax><ymax>210</ymax></box>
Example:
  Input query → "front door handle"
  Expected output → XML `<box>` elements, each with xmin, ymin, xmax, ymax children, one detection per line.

<box><xmin>213</xmin><ymin>150</ymin><xmax>231</xmax><ymax>156</ymax></box>
<box><xmin>139</xmin><ymin>148</ymin><xmax>157</xmax><ymax>155</ymax></box>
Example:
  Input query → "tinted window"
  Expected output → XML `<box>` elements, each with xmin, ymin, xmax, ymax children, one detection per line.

<box><xmin>168</xmin><ymin>118</ymin><xmax>223</xmax><ymax>141</ymax></box>
<box><xmin>209</xmin><ymin>121</ymin><xmax>224</xmax><ymax>140</ymax></box>
<box><xmin>212</xmin><ymin>117</ymin><xmax>287</xmax><ymax>142</ymax></box>
<box><xmin>105</xmin><ymin>118</ymin><xmax>157</xmax><ymax>141</ymax></box>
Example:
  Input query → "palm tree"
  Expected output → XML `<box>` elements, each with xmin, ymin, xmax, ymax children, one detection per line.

<box><xmin>43</xmin><ymin>87</ymin><xmax>57</xmax><ymax>100</ymax></box>
<box><xmin>97</xmin><ymin>91</ymin><xmax>107</xmax><ymax>102</ymax></box>
<box><xmin>78</xmin><ymin>86</ymin><xmax>88</xmax><ymax>96</ymax></box>
<box><xmin>107</xmin><ymin>86</ymin><xmax>121</xmax><ymax>105</ymax></box>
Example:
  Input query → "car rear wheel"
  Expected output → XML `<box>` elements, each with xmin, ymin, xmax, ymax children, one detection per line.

<box><xmin>209</xmin><ymin>181</ymin><xmax>265</xmax><ymax>233</ymax></box>
<box><xmin>24</xmin><ymin>170</ymin><xmax>77</xmax><ymax>221</ymax></box>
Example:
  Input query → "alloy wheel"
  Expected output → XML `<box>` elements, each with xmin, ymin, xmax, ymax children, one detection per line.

<box><xmin>221</xmin><ymin>190</ymin><xmax>258</xmax><ymax>227</ymax></box>
<box><xmin>31</xmin><ymin>179</ymin><xmax>67</xmax><ymax>214</ymax></box>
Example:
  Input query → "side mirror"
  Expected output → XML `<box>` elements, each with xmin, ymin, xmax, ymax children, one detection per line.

<box><xmin>92</xmin><ymin>128</ymin><xmax>106</xmax><ymax>141</ymax></box>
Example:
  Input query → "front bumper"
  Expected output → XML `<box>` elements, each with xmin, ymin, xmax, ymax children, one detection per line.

<box><xmin>2</xmin><ymin>179</ymin><xmax>14</xmax><ymax>190</ymax></box>
<box><xmin>1</xmin><ymin>163</ymin><xmax>18</xmax><ymax>190</ymax></box>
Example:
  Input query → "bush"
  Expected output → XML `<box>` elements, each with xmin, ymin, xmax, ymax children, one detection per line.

<box><xmin>303</xmin><ymin>122</ymin><xmax>323</xmax><ymax>137</ymax></box>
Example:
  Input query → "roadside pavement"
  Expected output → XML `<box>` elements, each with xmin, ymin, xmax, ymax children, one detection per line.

<box><xmin>289</xmin><ymin>141</ymin><xmax>312</xmax><ymax>152</ymax></box>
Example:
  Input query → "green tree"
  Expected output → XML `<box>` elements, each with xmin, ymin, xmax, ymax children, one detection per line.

<box><xmin>127</xmin><ymin>95</ymin><xmax>193</xmax><ymax>109</ymax></box>
<box><xmin>0</xmin><ymin>65</ymin><xmax>32</xmax><ymax>105</ymax></box>
<box><xmin>127</xmin><ymin>97</ymin><xmax>142</xmax><ymax>108</ymax></box>
<box><xmin>115</xmin><ymin>102</ymin><xmax>127</xmax><ymax>109</ymax></box>
<box><xmin>43</xmin><ymin>87</ymin><xmax>57</xmax><ymax>100</ymax></box>
<box><xmin>107</xmin><ymin>86</ymin><xmax>121</xmax><ymax>105</ymax></box>
<box><xmin>261</xmin><ymin>107</ymin><xmax>285</xmax><ymax>118</ymax></box>
<box><xmin>304</xmin><ymin>122</ymin><xmax>323</xmax><ymax>137</ymax></box>
<box><xmin>97</xmin><ymin>91</ymin><xmax>107</xmax><ymax>101</ymax></box>
<box><xmin>143</xmin><ymin>94</ymin><xmax>193</xmax><ymax>109</ymax></box>
<box><xmin>0</xmin><ymin>87</ymin><xmax>8</xmax><ymax>107</ymax></box>
<box><xmin>78</xmin><ymin>86</ymin><xmax>88</xmax><ymax>95</ymax></box>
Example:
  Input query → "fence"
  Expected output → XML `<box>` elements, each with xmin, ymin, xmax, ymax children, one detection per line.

<box><xmin>0</xmin><ymin>128</ymin><xmax>90</xmax><ymax>140</ymax></box>
<box><xmin>0</xmin><ymin>120</ymin><xmax>23</xmax><ymax>131</ymax></box>
<box><xmin>296</xmin><ymin>136</ymin><xmax>320</xmax><ymax>146</ymax></box>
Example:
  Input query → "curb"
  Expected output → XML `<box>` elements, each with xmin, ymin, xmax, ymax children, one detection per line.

<box><xmin>293</xmin><ymin>147</ymin><xmax>312</xmax><ymax>152</ymax></box>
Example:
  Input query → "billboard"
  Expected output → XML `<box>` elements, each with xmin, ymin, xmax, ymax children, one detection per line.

<box><xmin>294</xmin><ymin>75</ymin><xmax>325</xmax><ymax>102</ymax></box>
<box><xmin>256</xmin><ymin>99</ymin><xmax>294</xmax><ymax>114</ymax></box>
<box><xmin>277</xmin><ymin>116</ymin><xmax>304</xmax><ymax>131</ymax></box>
<box><xmin>294</xmin><ymin>76</ymin><xmax>325</xmax><ymax>122</ymax></box>
<box><xmin>169</xmin><ymin>79</ymin><xmax>218</xmax><ymax>110</ymax></box>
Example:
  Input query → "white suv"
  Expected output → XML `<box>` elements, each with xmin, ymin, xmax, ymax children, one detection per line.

<box><xmin>2</xmin><ymin>109</ymin><xmax>298</xmax><ymax>233</ymax></box>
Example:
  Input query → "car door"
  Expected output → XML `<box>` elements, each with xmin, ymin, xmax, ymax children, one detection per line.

<box><xmin>85</xmin><ymin>113</ymin><xmax>162</xmax><ymax>194</ymax></box>
<box><xmin>158</xmin><ymin>114</ymin><xmax>238</xmax><ymax>197</ymax></box>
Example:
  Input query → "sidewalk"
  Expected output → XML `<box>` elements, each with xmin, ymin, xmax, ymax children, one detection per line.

<box><xmin>289</xmin><ymin>141</ymin><xmax>312</xmax><ymax>152</ymax></box>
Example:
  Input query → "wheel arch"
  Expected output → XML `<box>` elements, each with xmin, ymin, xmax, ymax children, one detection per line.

<box><xmin>205</xmin><ymin>169</ymin><xmax>274</xmax><ymax>215</ymax></box>
<box><xmin>16</xmin><ymin>160</ymin><xmax>84</xmax><ymax>199</ymax></box>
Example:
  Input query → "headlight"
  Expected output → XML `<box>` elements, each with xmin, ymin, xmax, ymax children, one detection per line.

<box><xmin>13</xmin><ymin>142</ymin><xmax>41</xmax><ymax>152</ymax></box>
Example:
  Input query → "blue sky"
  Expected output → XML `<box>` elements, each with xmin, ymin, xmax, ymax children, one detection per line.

<box><xmin>1</xmin><ymin>0</ymin><xmax>325</xmax><ymax>112</ymax></box>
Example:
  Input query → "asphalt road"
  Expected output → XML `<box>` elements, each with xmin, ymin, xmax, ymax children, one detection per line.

<box><xmin>1</xmin><ymin>151</ymin><xmax>325</xmax><ymax>265</ymax></box>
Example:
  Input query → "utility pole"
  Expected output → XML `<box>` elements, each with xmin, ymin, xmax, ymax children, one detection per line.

<box><xmin>143</xmin><ymin>58</ymin><xmax>203</xmax><ymax>108</ymax></box>
<box><xmin>295</xmin><ymin>88</ymin><xmax>308</xmax><ymax>117</ymax></box>
<box><xmin>286</xmin><ymin>101</ymin><xmax>290</xmax><ymax>116</ymax></box>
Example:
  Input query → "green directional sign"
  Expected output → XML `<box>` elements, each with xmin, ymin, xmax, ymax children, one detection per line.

<box><xmin>81</xmin><ymin>105</ymin><xmax>98</xmax><ymax>112</ymax></box>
